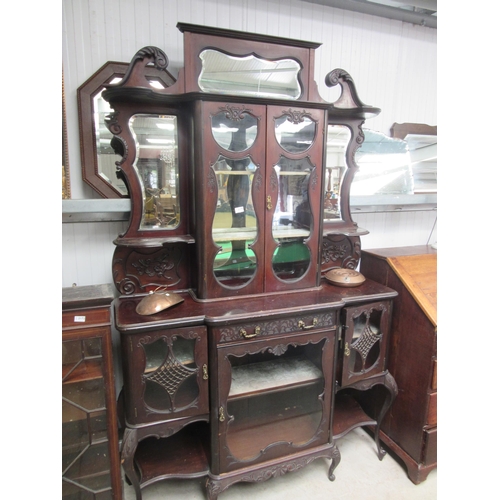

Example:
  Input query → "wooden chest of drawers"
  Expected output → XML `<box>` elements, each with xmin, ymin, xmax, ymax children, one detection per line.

<box><xmin>360</xmin><ymin>246</ymin><xmax>437</xmax><ymax>484</ymax></box>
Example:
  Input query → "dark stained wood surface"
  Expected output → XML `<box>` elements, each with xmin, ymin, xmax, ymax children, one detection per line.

<box><xmin>360</xmin><ymin>246</ymin><xmax>437</xmax><ymax>484</ymax></box>
<box><xmin>114</xmin><ymin>279</ymin><xmax>397</xmax><ymax>332</ymax></box>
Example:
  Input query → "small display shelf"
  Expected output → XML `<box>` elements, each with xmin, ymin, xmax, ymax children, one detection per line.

<box><xmin>133</xmin><ymin>422</ymin><xmax>210</xmax><ymax>487</ymax></box>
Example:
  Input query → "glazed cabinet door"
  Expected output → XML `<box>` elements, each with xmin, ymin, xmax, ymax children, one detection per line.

<box><xmin>264</xmin><ymin>105</ymin><xmax>325</xmax><ymax>292</ymax></box>
<box><xmin>194</xmin><ymin>101</ymin><xmax>326</xmax><ymax>299</ymax></box>
<box><xmin>212</xmin><ymin>329</ymin><xmax>335</xmax><ymax>474</ymax></box>
<box><xmin>121</xmin><ymin>325</ymin><xmax>209</xmax><ymax>425</ymax></box>
<box><xmin>62</xmin><ymin>327</ymin><xmax>121</xmax><ymax>500</ymax></box>
<box><xmin>195</xmin><ymin>101</ymin><xmax>267</xmax><ymax>299</ymax></box>
<box><xmin>339</xmin><ymin>300</ymin><xmax>392</xmax><ymax>388</ymax></box>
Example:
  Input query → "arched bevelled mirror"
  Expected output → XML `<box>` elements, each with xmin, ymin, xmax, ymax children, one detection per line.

<box><xmin>211</xmin><ymin>155</ymin><xmax>258</xmax><ymax>288</ymax></box>
<box><xmin>77</xmin><ymin>62</ymin><xmax>176</xmax><ymax>198</ymax></box>
<box><xmin>199</xmin><ymin>49</ymin><xmax>302</xmax><ymax>100</ymax></box>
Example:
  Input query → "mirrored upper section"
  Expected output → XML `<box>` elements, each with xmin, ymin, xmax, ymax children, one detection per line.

<box><xmin>211</xmin><ymin>108</ymin><xmax>258</xmax><ymax>151</ymax></box>
<box><xmin>275</xmin><ymin>113</ymin><xmax>316</xmax><ymax>154</ymax></box>
<box><xmin>199</xmin><ymin>49</ymin><xmax>302</xmax><ymax>100</ymax></box>
<box><xmin>128</xmin><ymin>114</ymin><xmax>180</xmax><ymax>230</ymax></box>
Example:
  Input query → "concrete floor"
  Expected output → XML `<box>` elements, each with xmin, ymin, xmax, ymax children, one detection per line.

<box><xmin>123</xmin><ymin>428</ymin><xmax>437</xmax><ymax>499</ymax></box>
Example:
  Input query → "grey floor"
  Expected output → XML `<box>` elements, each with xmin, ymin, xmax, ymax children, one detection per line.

<box><xmin>123</xmin><ymin>428</ymin><xmax>437</xmax><ymax>499</ymax></box>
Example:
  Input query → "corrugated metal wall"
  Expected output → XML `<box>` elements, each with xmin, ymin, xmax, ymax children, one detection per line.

<box><xmin>62</xmin><ymin>0</ymin><xmax>437</xmax><ymax>288</ymax></box>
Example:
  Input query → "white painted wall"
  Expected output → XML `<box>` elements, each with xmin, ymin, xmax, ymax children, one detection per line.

<box><xmin>62</xmin><ymin>0</ymin><xmax>437</xmax><ymax>288</ymax></box>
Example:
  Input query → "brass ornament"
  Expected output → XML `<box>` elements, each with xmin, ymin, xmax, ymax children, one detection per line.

<box><xmin>135</xmin><ymin>286</ymin><xmax>184</xmax><ymax>315</ymax></box>
<box><xmin>325</xmin><ymin>268</ymin><xmax>366</xmax><ymax>287</ymax></box>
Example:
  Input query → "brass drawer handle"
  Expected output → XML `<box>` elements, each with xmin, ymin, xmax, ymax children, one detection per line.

<box><xmin>266</xmin><ymin>195</ymin><xmax>272</xmax><ymax>210</ymax></box>
<box><xmin>202</xmin><ymin>364</ymin><xmax>208</xmax><ymax>380</ymax></box>
<box><xmin>298</xmin><ymin>318</ymin><xmax>318</xmax><ymax>330</ymax></box>
<box><xmin>219</xmin><ymin>406</ymin><xmax>225</xmax><ymax>422</ymax></box>
<box><xmin>240</xmin><ymin>326</ymin><xmax>261</xmax><ymax>339</ymax></box>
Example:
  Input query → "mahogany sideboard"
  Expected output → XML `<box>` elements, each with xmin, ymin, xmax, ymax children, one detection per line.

<box><xmin>360</xmin><ymin>245</ymin><xmax>437</xmax><ymax>483</ymax></box>
<box><xmin>114</xmin><ymin>278</ymin><xmax>398</xmax><ymax>499</ymax></box>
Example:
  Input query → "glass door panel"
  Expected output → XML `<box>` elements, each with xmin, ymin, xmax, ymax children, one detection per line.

<box><xmin>140</xmin><ymin>335</ymin><xmax>199</xmax><ymax>412</ymax></box>
<box><xmin>62</xmin><ymin>337</ymin><xmax>113</xmax><ymax>498</ymax></box>
<box><xmin>271</xmin><ymin>156</ymin><xmax>313</xmax><ymax>281</ymax></box>
<box><xmin>211</xmin><ymin>107</ymin><xmax>258</xmax><ymax>151</ymax></box>
<box><xmin>224</xmin><ymin>340</ymin><xmax>326</xmax><ymax>463</ymax></box>
<box><xmin>341</xmin><ymin>301</ymin><xmax>391</xmax><ymax>386</ymax></box>
<box><xmin>212</xmin><ymin>155</ymin><xmax>258</xmax><ymax>287</ymax></box>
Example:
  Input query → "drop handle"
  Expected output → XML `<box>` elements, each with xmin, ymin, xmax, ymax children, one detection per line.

<box><xmin>298</xmin><ymin>318</ymin><xmax>318</xmax><ymax>330</ymax></box>
<box><xmin>240</xmin><ymin>326</ymin><xmax>262</xmax><ymax>339</ymax></box>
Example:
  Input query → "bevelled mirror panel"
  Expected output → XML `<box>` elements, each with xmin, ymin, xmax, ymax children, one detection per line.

<box><xmin>199</xmin><ymin>49</ymin><xmax>301</xmax><ymax>99</ymax></box>
<box><xmin>274</xmin><ymin>113</ymin><xmax>316</xmax><ymax>154</ymax></box>
<box><xmin>128</xmin><ymin>114</ymin><xmax>180</xmax><ymax>230</ymax></box>
<box><xmin>212</xmin><ymin>155</ymin><xmax>258</xmax><ymax>288</ymax></box>
<box><xmin>324</xmin><ymin>125</ymin><xmax>350</xmax><ymax>222</ymax></box>
<box><xmin>211</xmin><ymin>108</ymin><xmax>258</xmax><ymax>151</ymax></box>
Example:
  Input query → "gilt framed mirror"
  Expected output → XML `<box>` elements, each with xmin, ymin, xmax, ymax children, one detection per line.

<box><xmin>77</xmin><ymin>61</ymin><xmax>176</xmax><ymax>198</ymax></box>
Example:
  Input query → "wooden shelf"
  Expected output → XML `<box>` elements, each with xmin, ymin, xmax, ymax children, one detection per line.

<box><xmin>229</xmin><ymin>356</ymin><xmax>322</xmax><ymax>399</ymax></box>
<box><xmin>333</xmin><ymin>393</ymin><xmax>376</xmax><ymax>439</ymax></box>
<box><xmin>134</xmin><ymin>422</ymin><xmax>210</xmax><ymax>487</ymax></box>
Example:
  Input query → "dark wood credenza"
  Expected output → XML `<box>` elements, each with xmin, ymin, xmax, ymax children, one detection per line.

<box><xmin>360</xmin><ymin>246</ymin><xmax>437</xmax><ymax>484</ymax></box>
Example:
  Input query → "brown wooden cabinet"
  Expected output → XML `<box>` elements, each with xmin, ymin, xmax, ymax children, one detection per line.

<box><xmin>62</xmin><ymin>284</ymin><xmax>122</xmax><ymax>500</ymax></box>
<box><xmin>100</xmin><ymin>22</ymin><xmax>398</xmax><ymax>499</ymax></box>
<box><xmin>360</xmin><ymin>246</ymin><xmax>437</xmax><ymax>483</ymax></box>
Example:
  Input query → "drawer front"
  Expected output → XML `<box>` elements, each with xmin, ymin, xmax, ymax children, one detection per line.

<box><xmin>212</xmin><ymin>311</ymin><xmax>336</xmax><ymax>344</ymax></box>
<box><xmin>423</xmin><ymin>426</ymin><xmax>437</xmax><ymax>465</ymax></box>
<box><xmin>62</xmin><ymin>307</ymin><xmax>110</xmax><ymax>329</ymax></box>
<box><xmin>426</xmin><ymin>392</ymin><xmax>437</xmax><ymax>426</ymax></box>
<box><xmin>431</xmin><ymin>358</ymin><xmax>437</xmax><ymax>390</ymax></box>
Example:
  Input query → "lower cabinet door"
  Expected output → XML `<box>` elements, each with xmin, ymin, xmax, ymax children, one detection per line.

<box><xmin>339</xmin><ymin>300</ymin><xmax>392</xmax><ymax>387</ymax></box>
<box><xmin>121</xmin><ymin>325</ymin><xmax>209</xmax><ymax>425</ymax></box>
<box><xmin>214</xmin><ymin>329</ymin><xmax>335</xmax><ymax>473</ymax></box>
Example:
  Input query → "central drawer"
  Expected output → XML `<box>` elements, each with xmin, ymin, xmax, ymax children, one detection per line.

<box><xmin>211</xmin><ymin>310</ymin><xmax>337</xmax><ymax>344</ymax></box>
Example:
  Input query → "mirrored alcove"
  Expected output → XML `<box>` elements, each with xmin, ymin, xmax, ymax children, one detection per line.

<box><xmin>128</xmin><ymin>114</ymin><xmax>180</xmax><ymax>230</ymax></box>
<box><xmin>324</xmin><ymin>125</ymin><xmax>350</xmax><ymax>222</ymax></box>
